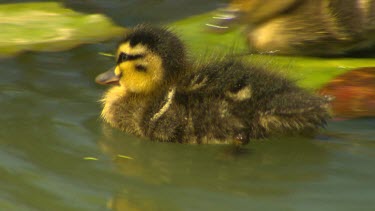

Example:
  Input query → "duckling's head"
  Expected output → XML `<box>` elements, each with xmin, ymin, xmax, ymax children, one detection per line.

<box><xmin>96</xmin><ymin>24</ymin><xmax>186</xmax><ymax>94</ymax></box>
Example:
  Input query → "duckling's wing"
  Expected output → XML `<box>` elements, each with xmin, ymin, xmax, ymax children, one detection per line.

<box><xmin>178</xmin><ymin>59</ymin><xmax>253</xmax><ymax>95</ymax></box>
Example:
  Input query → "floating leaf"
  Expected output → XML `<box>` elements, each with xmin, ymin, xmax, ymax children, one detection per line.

<box><xmin>0</xmin><ymin>2</ymin><xmax>125</xmax><ymax>57</ymax></box>
<box><xmin>171</xmin><ymin>12</ymin><xmax>247</xmax><ymax>55</ymax></box>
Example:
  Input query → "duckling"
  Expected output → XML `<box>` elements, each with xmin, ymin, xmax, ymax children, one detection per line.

<box><xmin>208</xmin><ymin>0</ymin><xmax>375</xmax><ymax>56</ymax></box>
<box><xmin>96</xmin><ymin>24</ymin><xmax>330</xmax><ymax>144</ymax></box>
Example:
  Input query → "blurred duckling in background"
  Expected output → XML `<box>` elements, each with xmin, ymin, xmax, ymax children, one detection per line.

<box><xmin>208</xmin><ymin>0</ymin><xmax>375</xmax><ymax>56</ymax></box>
<box><xmin>96</xmin><ymin>24</ymin><xmax>330</xmax><ymax>144</ymax></box>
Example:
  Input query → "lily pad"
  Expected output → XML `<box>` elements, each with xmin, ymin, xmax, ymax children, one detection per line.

<box><xmin>0</xmin><ymin>2</ymin><xmax>125</xmax><ymax>57</ymax></box>
<box><xmin>172</xmin><ymin>12</ymin><xmax>248</xmax><ymax>55</ymax></box>
<box><xmin>171</xmin><ymin>12</ymin><xmax>375</xmax><ymax>90</ymax></box>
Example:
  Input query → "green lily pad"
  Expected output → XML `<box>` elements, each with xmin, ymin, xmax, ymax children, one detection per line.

<box><xmin>172</xmin><ymin>12</ymin><xmax>375</xmax><ymax>90</ymax></box>
<box><xmin>0</xmin><ymin>2</ymin><xmax>125</xmax><ymax>57</ymax></box>
<box><xmin>172</xmin><ymin>13</ymin><xmax>248</xmax><ymax>54</ymax></box>
<box><xmin>264</xmin><ymin>56</ymin><xmax>375</xmax><ymax>90</ymax></box>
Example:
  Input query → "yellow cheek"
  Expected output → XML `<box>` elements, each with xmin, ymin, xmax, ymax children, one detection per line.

<box><xmin>118</xmin><ymin>63</ymin><xmax>161</xmax><ymax>93</ymax></box>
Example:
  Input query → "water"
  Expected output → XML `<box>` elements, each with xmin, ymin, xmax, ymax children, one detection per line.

<box><xmin>1</xmin><ymin>1</ymin><xmax>375</xmax><ymax>210</ymax></box>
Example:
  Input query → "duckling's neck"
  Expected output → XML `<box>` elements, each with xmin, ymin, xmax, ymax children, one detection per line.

<box><xmin>130</xmin><ymin>83</ymin><xmax>173</xmax><ymax>99</ymax></box>
<box><xmin>101</xmin><ymin>85</ymin><xmax>169</xmax><ymax>127</ymax></box>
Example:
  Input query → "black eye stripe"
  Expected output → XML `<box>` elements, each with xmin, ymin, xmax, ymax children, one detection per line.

<box><xmin>135</xmin><ymin>64</ymin><xmax>147</xmax><ymax>72</ymax></box>
<box><xmin>117</xmin><ymin>52</ymin><xmax>144</xmax><ymax>64</ymax></box>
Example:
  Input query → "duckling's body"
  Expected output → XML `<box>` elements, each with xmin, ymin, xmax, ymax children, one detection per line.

<box><xmin>211</xmin><ymin>0</ymin><xmax>375</xmax><ymax>56</ymax></box>
<box><xmin>97</xmin><ymin>25</ymin><xmax>329</xmax><ymax>144</ymax></box>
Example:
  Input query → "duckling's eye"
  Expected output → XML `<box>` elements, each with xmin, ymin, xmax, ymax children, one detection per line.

<box><xmin>117</xmin><ymin>52</ymin><xmax>144</xmax><ymax>64</ymax></box>
<box><xmin>135</xmin><ymin>64</ymin><xmax>147</xmax><ymax>72</ymax></box>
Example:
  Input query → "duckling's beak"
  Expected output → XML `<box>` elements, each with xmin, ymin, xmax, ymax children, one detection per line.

<box><xmin>95</xmin><ymin>66</ymin><xmax>120</xmax><ymax>85</ymax></box>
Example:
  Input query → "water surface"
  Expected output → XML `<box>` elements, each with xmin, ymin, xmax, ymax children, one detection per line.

<box><xmin>1</xmin><ymin>1</ymin><xmax>375</xmax><ymax>210</ymax></box>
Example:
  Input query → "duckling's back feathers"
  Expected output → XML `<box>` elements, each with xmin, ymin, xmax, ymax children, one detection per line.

<box><xmin>178</xmin><ymin>58</ymin><xmax>295</xmax><ymax>99</ymax></box>
<box><xmin>174</xmin><ymin>58</ymin><xmax>329</xmax><ymax>140</ymax></box>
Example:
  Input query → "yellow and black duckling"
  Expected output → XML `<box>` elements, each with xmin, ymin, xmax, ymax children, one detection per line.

<box><xmin>96</xmin><ymin>24</ymin><xmax>330</xmax><ymax>144</ymax></box>
<box><xmin>209</xmin><ymin>0</ymin><xmax>375</xmax><ymax>56</ymax></box>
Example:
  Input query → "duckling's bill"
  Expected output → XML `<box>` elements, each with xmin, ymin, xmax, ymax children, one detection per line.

<box><xmin>95</xmin><ymin>66</ymin><xmax>120</xmax><ymax>85</ymax></box>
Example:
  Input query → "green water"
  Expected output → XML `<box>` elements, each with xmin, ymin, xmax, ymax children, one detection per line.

<box><xmin>1</xmin><ymin>1</ymin><xmax>375</xmax><ymax>211</ymax></box>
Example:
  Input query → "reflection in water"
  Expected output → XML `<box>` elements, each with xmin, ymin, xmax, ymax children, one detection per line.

<box><xmin>98</xmin><ymin>125</ymin><xmax>328</xmax><ymax>210</ymax></box>
<box><xmin>108</xmin><ymin>189</ymin><xmax>181</xmax><ymax>211</ymax></box>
